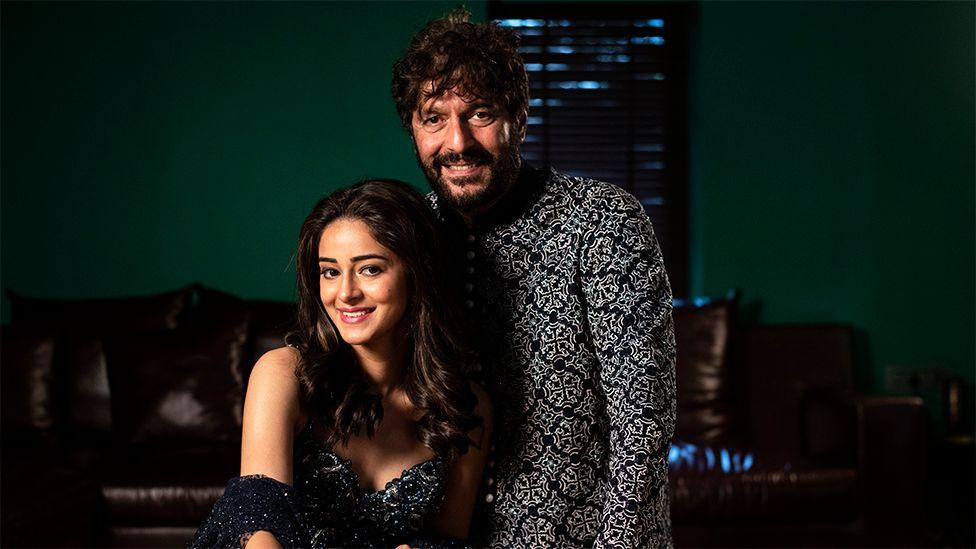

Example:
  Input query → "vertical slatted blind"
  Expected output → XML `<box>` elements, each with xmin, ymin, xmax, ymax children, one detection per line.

<box><xmin>493</xmin><ymin>10</ymin><xmax>688</xmax><ymax>293</ymax></box>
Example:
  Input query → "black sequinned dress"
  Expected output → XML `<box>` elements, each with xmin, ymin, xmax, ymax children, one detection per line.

<box><xmin>189</xmin><ymin>421</ymin><xmax>458</xmax><ymax>548</ymax></box>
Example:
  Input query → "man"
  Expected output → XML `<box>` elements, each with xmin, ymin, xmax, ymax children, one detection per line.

<box><xmin>391</xmin><ymin>9</ymin><xmax>676</xmax><ymax>548</ymax></box>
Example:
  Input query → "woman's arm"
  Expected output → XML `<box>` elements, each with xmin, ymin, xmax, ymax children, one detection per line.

<box><xmin>238</xmin><ymin>347</ymin><xmax>305</xmax><ymax>548</ymax></box>
<box><xmin>241</xmin><ymin>346</ymin><xmax>304</xmax><ymax>482</ymax></box>
<box><xmin>427</xmin><ymin>382</ymin><xmax>494</xmax><ymax>540</ymax></box>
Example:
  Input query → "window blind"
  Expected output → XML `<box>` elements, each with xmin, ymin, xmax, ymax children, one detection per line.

<box><xmin>492</xmin><ymin>4</ymin><xmax>690</xmax><ymax>294</ymax></box>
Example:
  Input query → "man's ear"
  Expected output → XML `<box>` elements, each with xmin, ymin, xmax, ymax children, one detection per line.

<box><xmin>516</xmin><ymin>110</ymin><xmax>528</xmax><ymax>143</ymax></box>
<box><xmin>406</xmin><ymin>115</ymin><xmax>419</xmax><ymax>143</ymax></box>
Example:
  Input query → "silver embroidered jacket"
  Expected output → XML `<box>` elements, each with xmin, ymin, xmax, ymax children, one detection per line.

<box><xmin>429</xmin><ymin>165</ymin><xmax>677</xmax><ymax>548</ymax></box>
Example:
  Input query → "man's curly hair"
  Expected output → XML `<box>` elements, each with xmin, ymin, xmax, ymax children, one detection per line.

<box><xmin>391</xmin><ymin>7</ymin><xmax>530</xmax><ymax>133</ymax></box>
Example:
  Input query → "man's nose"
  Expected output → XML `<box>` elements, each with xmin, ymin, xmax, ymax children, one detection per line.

<box><xmin>338</xmin><ymin>273</ymin><xmax>362</xmax><ymax>303</ymax></box>
<box><xmin>445</xmin><ymin>115</ymin><xmax>474</xmax><ymax>153</ymax></box>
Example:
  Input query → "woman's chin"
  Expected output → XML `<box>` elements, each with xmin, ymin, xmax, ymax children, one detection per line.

<box><xmin>339</xmin><ymin>335</ymin><xmax>369</xmax><ymax>347</ymax></box>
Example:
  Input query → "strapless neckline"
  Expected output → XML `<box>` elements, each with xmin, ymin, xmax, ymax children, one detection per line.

<box><xmin>297</xmin><ymin>419</ymin><xmax>444</xmax><ymax>494</ymax></box>
<box><xmin>321</xmin><ymin>446</ymin><xmax>443</xmax><ymax>495</ymax></box>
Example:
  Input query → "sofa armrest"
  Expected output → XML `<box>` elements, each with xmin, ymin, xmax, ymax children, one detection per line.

<box><xmin>856</xmin><ymin>396</ymin><xmax>926</xmax><ymax>535</ymax></box>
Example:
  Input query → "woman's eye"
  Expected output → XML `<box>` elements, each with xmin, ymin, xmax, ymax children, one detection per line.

<box><xmin>320</xmin><ymin>268</ymin><xmax>339</xmax><ymax>279</ymax></box>
<box><xmin>360</xmin><ymin>265</ymin><xmax>383</xmax><ymax>276</ymax></box>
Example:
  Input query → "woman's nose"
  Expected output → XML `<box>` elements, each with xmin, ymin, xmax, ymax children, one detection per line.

<box><xmin>338</xmin><ymin>274</ymin><xmax>362</xmax><ymax>303</ymax></box>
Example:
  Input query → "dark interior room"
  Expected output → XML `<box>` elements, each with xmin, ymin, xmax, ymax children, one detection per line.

<box><xmin>2</xmin><ymin>1</ymin><xmax>973</xmax><ymax>547</ymax></box>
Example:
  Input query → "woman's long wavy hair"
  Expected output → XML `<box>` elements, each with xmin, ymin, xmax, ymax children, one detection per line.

<box><xmin>292</xmin><ymin>179</ymin><xmax>480</xmax><ymax>462</ymax></box>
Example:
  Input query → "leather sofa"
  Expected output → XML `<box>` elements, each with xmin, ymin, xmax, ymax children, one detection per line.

<box><xmin>668</xmin><ymin>296</ymin><xmax>926</xmax><ymax>547</ymax></box>
<box><xmin>0</xmin><ymin>286</ymin><xmax>926</xmax><ymax>547</ymax></box>
<box><xmin>2</xmin><ymin>285</ymin><xmax>290</xmax><ymax>547</ymax></box>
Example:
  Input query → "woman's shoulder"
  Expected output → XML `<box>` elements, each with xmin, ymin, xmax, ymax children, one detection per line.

<box><xmin>252</xmin><ymin>346</ymin><xmax>301</xmax><ymax>378</ymax></box>
<box><xmin>247</xmin><ymin>347</ymin><xmax>305</xmax><ymax>426</ymax></box>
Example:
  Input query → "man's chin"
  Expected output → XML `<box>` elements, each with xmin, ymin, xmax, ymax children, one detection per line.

<box><xmin>441</xmin><ymin>177</ymin><xmax>488</xmax><ymax>197</ymax></box>
<box><xmin>433</xmin><ymin>178</ymin><xmax>497</xmax><ymax>213</ymax></box>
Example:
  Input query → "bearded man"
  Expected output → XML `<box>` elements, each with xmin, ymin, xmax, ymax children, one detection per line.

<box><xmin>391</xmin><ymin>9</ymin><xmax>676</xmax><ymax>548</ymax></box>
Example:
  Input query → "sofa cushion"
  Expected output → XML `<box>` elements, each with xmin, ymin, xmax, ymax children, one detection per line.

<box><xmin>7</xmin><ymin>287</ymin><xmax>194</xmax><ymax>439</ymax></box>
<box><xmin>246</xmin><ymin>298</ymin><xmax>296</xmax><ymax>366</ymax></box>
<box><xmin>670</xmin><ymin>464</ymin><xmax>859</xmax><ymax>524</ymax></box>
<box><xmin>744</xmin><ymin>325</ymin><xmax>854</xmax><ymax>459</ymax></box>
<box><xmin>0</xmin><ymin>328</ymin><xmax>58</xmax><ymax>449</ymax></box>
<box><xmin>8</xmin><ymin>287</ymin><xmax>192</xmax><ymax>334</ymax></box>
<box><xmin>673</xmin><ymin>294</ymin><xmax>740</xmax><ymax>445</ymax></box>
<box><xmin>58</xmin><ymin>336</ymin><xmax>113</xmax><ymax>439</ymax></box>
<box><xmin>194</xmin><ymin>285</ymin><xmax>295</xmax><ymax>379</ymax></box>
<box><xmin>98</xmin><ymin>445</ymin><xmax>239</xmax><ymax>526</ymax></box>
<box><xmin>104</xmin><ymin>309</ymin><xmax>250</xmax><ymax>445</ymax></box>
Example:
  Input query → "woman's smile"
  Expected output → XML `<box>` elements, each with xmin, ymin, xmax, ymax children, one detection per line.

<box><xmin>337</xmin><ymin>306</ymin><xmax>376</xmax><ymax>324</ymax></box>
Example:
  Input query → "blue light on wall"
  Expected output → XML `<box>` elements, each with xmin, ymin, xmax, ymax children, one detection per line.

<box><xmin>669</xmin><ymin>441</ymin><xmax>756</xmax><ymax>474</ymax></box>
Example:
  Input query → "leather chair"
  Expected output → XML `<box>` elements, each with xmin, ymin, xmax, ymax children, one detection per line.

<box><xmin>669</xmin><ymin>296</ymin><xmax>926</xmax><ymax>547</ymax></box>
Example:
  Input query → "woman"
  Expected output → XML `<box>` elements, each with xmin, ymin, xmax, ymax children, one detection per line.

<box><xmin>190</xmin><ymin>179</ymin><xmax>492</xmax><ymax>548</ymax></box>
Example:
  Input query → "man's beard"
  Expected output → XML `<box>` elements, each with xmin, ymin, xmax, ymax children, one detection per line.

<box><xmin>416</xmin><ymin>142</ymin><xmax>520</xmax><ymax>214</ymax></box>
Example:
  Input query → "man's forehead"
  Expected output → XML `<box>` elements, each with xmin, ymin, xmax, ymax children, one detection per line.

<box><xmin>417</xmin><ymin>84</ymin><xmax>498</xmax><ymax>111</ymax></box>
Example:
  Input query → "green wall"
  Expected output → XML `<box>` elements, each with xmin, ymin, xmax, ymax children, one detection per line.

<box><xmin>689</xmin><ymin>1</ymin><xmax>975</xmax><ymax>390</ymax></box>
<box><xmin>3</xmin><ymin>2</ymin><xmax>973</xmax><ymax>393</ymax></box>
<box><xmin>1</xmin><ymin>1</ymin><xmax>485</xmax><ymax>315</ymax></box>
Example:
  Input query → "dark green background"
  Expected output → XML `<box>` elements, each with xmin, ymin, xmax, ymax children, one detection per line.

<box><xmin>3</xmin><ymin>2</ymin><xmax>973</xmax><ymax>394</ymax></box>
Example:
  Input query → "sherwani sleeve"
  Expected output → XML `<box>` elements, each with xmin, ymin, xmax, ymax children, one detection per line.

<box><xmin>579</xmin><ymin>186</ymin><xmax>677</xmax><ymax>548</ymax></box>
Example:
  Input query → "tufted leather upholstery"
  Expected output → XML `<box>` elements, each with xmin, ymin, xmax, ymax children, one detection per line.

<box><xmin>673</xmin><ymin>295</ymin><xmax>741</xmax><ymax>446</ymax></box>
<box><xmin>0</xmin><ymin>285</ymin><xmax>291</xmax><ymax>547</ymax></box>
<box><xmin>1</xmin><ymin>329</ymin><xmax>57</xmax><ymax>440</ymax></box>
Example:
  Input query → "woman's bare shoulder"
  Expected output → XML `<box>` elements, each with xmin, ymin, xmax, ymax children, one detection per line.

<box><xmin>246</xmin><ymin>347</ymin><xmax>305</xmax><ymax>428</ymax></box>
<box><xmin>249</xmin><ymin>347</ymin><xmax>302</xmax><ymax>385</ymax></box>
<box><xmin>255</xmin><ymin>346</ymin><xmax>301</xmax><ymax>370</ymax></box>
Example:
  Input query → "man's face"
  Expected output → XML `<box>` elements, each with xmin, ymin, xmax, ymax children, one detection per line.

<box><xmin>411</xmin><ymin>89</ymin><xmax>523</xmax><ymax>215</ymax></box>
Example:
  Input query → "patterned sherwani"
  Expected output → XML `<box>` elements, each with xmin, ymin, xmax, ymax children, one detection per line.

<box><xmin>430</xmin><ymin>164</ymin><xmax>676</xmax><ymax>548</ymax></box>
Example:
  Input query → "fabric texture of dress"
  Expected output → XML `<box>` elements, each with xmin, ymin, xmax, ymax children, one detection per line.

<box><xmin>429</xmin><ymin>163</ymin><xmax>677</xmax><ymax>548</ymax></box>
<box><xmin>189</xmin><ymin>421</ymin><xmax>462</xmax><ymax>548</ymax></box>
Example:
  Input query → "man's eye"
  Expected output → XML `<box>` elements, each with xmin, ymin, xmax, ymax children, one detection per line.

<box><xmin>470</xmin><ymin>111</ymin><xmax>495</xmax><ymax>125</ymax></box>
<box><xmin>423</xmin><ymin>115</ymin><xmax>442</xmax><ymax>125</ymax></box>
<box><xmin>320</xmin><ymin>268</ymin><xmax>339</xmax><ymax>279</ymax></box>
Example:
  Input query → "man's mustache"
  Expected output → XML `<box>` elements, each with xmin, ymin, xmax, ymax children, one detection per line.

<box><xmin>433</xmin><ymin>149</ymin><xmax>494</xmax><ymax>168</ymax></box>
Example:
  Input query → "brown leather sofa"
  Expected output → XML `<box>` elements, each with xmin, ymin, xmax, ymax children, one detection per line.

<box><xmin>1</xmin><ymin>287</ymin><xmax>926</xmax><ymax>547</ymax></box>
<box><xmin>1</xmin><ymin>285</ymin><xmax>292</xmax><ymax>547</ymax></box>
<box><xmin>669</xmin><ymin>295</ymin><xmax>926</xmax><ymax>547</ymax></box>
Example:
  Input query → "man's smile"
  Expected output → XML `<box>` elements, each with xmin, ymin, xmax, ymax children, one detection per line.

<box><xmin>441</xmin><ymin>163</ymin><xmax>485</xmax><ymax>179</ymax></box>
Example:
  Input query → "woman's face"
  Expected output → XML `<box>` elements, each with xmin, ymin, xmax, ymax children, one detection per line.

<box><xmin>318</xmin><ymin>217</ymin><xmax>411</xmax><ymax>350</ymax></box>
